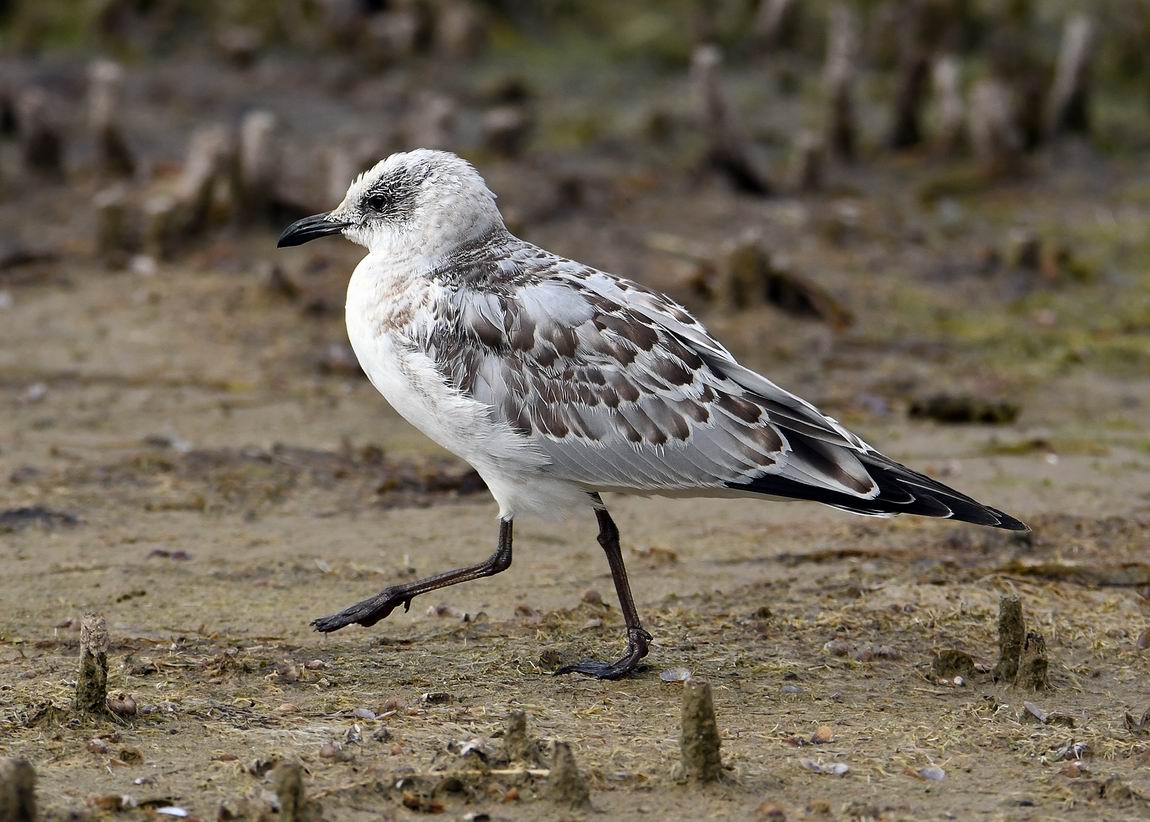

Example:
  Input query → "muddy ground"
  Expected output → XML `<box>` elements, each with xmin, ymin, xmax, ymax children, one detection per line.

<box><xmin>3</xmin><ymin>43</ymin><xmax>1150</xmax><ymax>821</ymax></box>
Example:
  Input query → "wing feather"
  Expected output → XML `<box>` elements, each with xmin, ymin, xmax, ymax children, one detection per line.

<box><xmin>425</xmin><ymin>244</ymin><xmax>882</xmax><ymax>499</ymax></box>
<box><xmin>420</xmin><ymin>234</ymin><xmax>1025</xmax><ymax>530</ymax></box>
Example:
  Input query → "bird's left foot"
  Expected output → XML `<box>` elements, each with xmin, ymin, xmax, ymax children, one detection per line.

<box><xmin>311</xmin><ymin>586</ymin><xmax>412</xmax><ymax>633</ymax></box>
<box><xmin>555</xmin><ymin>627</ymin><xmax>652</xmax><ymax>680</ymax></box>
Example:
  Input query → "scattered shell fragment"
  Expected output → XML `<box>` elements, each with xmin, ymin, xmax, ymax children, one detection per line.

<box><xmin>853</xmin><ymin>643</ymin><xmax>900</xmax><ymax>662</ymax></box>
<box><xmin>1023</xmin><ymin>701</ymin><xmax>1048</xmax><ymax>723</ymax></box>
<box><xmin>107</xmin><ymin>692</ymin><xmax>138</xmax><ymax>718</ymax></box>
<box><xmin>660</xmin><ymin>667</ymin><xmax>692</xmax><ymax>683</ymax></box>
<box><xmin>823</xmin><ymin>639</ymin><xmax>852</xmax><ymax>657</ymax></box>
<box><xmin>799</xmin><ymin>758</ymin><xmax>849</xmax><ymax>776</ymax></box>
<box><xmin>1049</xmin><ymin>741</ymin><xmax>1089</xmax><ymax>762</ymax></box>
<box><xmin>1124</xmin><ymin>709</ymin><xmax>1149</xmax><ymax>734</ymax></box>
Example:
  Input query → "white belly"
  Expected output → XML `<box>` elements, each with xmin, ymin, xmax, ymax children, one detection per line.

<box><xmin>344</xmin><ymin>259</ymin><xmax>588</xmax><ymax>519</ymax></box>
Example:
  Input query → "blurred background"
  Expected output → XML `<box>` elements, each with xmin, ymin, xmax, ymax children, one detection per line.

<box><xmin>2</xmin><ymin>2</ymin><xmax>1149</xmax><ymax>818</ymax></box>
<box><xmin>2</xmin><ymin>0</ymin><xmax>1149</xmax><ymax>413</ymax></box>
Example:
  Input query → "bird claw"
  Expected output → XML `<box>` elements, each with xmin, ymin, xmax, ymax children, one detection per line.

<box><xmin>311</xmin><ymin>588</ymin><xmax>410</xmax><ymax>633</ymax></box>
<box><xmin>555</xmin><ymin>627</ymin><xmax>652</xmax><ymax>680</ymax></box>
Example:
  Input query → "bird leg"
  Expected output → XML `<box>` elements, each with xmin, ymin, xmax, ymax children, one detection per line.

<box><xmin>557</xmin><ymin>497</ymin><xmax>652</xmax><ymax>679</ymax></box>
<box><xmin>311</xmin><ymin>518</ymin><xmax>513</xmax><ymax>633</ymax></box>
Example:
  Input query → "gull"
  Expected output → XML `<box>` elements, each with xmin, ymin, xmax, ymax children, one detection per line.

<box><xmin>277</xmin><ymin>149</ymin><xmax>1026</xmax><ymax>679</ymax></box>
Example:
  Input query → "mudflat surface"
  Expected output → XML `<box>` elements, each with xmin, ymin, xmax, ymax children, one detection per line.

<box><xmin>3</xmin><ymin>55</ymin><xmax>1150</xmax><ymax>822</ymax></box>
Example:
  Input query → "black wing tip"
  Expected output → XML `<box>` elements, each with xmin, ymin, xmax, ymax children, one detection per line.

<box><xmin>985</xmin><ymin>507</ymin><xmax>1030</xmax><ymax>533</ymax></box>
<box><xmin>729</xmin><ymin>469</ymin><xmax>1029</xmax><ymax>533</ymax></box>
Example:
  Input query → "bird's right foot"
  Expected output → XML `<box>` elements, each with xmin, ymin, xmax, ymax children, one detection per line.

<box><xmin>555</xmin><ymin>627</ymin><xmax>652</xmax><ymax>680</ymax></box>
<box><xmin>311</xmin><ymin>587</ymin><xmax>412</xmax><ymax>632</ymax></box>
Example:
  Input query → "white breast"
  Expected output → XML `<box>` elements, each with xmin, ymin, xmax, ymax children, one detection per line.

<box><xmin>344</xmin><ymin>255</ymin><xmax>586</xmax><ymax>519</ymax></box>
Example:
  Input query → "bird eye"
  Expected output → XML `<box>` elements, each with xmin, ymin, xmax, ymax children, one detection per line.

<box><xmin>364</xmin><ymin>191</ymin><xmax>391</xmax><ymax>212</ymax></box>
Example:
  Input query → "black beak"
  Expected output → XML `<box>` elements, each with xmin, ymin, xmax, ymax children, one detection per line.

<box><xmin>276</xmin><ymin>213</ymin><xmax>350</xmax><ymax>248</ymax></box>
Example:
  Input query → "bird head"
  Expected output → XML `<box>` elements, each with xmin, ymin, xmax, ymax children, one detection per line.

<box><xmin>277</xmin><ymin>149</ymin><xmax>503</xmax><ymax>257</ymax></box>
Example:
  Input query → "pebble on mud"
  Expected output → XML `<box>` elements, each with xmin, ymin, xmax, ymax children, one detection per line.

<box><xmin>994</xmin><ymin>595</ymin><xmax>1025</xmax><ymax>682</ymax></box>
<box><xmin>581</xmin><ymin>589</ymin><xmax>603</xmax><ymax>606</ymax></box>
<box><xmin>1060</xmin><ymin>761</ymin><xmax>1088</xmax><ymax>778</ymax></box>
<box><xmin>810</xmin><ymin>725</ymin><xmax>834</xmax><ymax>744</ymax></box>
<box><xmin>547</xmin><ymin>741</ymin><xmax>590</xmax><ymax>808</ymax></box>
<box><xmin>274</xmin><ymin>660</ymin><xmax>301</xmax><ymax>683</ymax></box>
<box><xmin>757</xmin><ymin>800</ymin><xmax>787</xmax><ymax>819</ymax></box>
<box><xmin>0</xmin><ymin>758</ymin><xmax>37</xmax><ymax>822</ymax></box>
<box><xmin>75</xmin><ymin>613</ymin><xmax>109</xmax><ymax>715</ymax></box>
<box><xmin>855</xmin><ymin>644</ymin><xmax>900</xmax><ymax>663</ymax></box>
<box><xmin>918</xmin><ymin>766</ymin><xmax>946</xmax><ymax>781</ymax></box>
<box><xmin>680</xmin><ymin>679</ymin><xmax>724</xmax><ymax>784</ymax></box>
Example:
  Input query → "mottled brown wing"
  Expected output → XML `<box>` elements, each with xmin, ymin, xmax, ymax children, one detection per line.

<box><xmin>425</xmin><ymin>251</ymin><xmax>879</xmax><ymax>497</ymax></box>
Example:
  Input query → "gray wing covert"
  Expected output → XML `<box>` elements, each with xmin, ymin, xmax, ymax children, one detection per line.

<box><xmin>427</xmin><ymin>270</ymin><xmax>792</xmax><ymax>493</ymax></box>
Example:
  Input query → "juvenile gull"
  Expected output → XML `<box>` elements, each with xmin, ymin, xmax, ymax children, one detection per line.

<box><xmin>278</xmin><ymin>149</ymin><xmax>1026</xmax><ymax>679</ymax></box>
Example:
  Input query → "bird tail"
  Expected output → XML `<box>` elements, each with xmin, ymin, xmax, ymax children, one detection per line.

<box><xmin>729</xmin><ymin>451</ymin><xmax>1028</xmax><ymax>531</ymax></box>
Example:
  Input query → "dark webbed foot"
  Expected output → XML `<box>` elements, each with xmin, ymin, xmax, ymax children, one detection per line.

<box><xmin>556</xmin><ymin>627</ymin><xmax>652</xmax><ymax>680</ymax></box>
<box><xmin>312</xmin><ymin>519</ymin><xmax>514</xmax><ymax>633</ymax></box>
<box><xmin>311</xmin><ymin>587</ymin><xmax>411</xmax><ymax>632</ymax></box>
